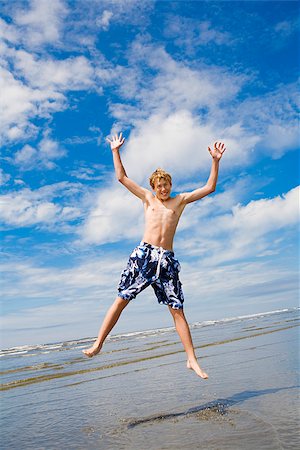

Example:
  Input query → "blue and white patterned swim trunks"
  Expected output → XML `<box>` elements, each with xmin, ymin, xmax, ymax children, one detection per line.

<box><xmin>118</xmin><ymin>241</ymin><xmax>184</xmax><ymax>309</ymax></box>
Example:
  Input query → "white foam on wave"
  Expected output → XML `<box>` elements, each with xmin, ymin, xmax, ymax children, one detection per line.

<box><xmin>109</xmin><ymin>326</ymin><xmax>175</xmax><ymax>341</ymax></box>
<box><xmin>0</xmin><ymin>342</ymin><xmax>64</xmax><ymax>358</ymax></box>
<box><xmin>192</xmin><ymin>308</ymin><xmax>298</xmax><ymax>328</ymax></box>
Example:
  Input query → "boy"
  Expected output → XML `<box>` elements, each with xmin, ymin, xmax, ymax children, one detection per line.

<box><xmin>83</xmin><ymin>132</ymin><xmax>226</xmax><ymax>379</ymax></box>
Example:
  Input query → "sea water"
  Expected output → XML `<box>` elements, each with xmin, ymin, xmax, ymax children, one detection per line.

<box><xmin>1</xmin><ymin>308</ymin><xmax>299</xmax><ymax>449</ymax></box>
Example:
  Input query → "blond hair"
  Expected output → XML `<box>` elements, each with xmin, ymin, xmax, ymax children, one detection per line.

<box><xmin>149</xmin><ymin>168</ymin><xmax>172</xmax><ymax>189</ymax></box>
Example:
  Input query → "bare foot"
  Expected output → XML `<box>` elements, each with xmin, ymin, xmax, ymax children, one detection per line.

<box><xmin>187</xmin><ymin>359</ymin><xmax>208</xmax><ymax>379</ymax></box>
<box><xmin>82</xmin><ymin>342</ymin><xmax>102</xmax><ymax>358</ymax></box>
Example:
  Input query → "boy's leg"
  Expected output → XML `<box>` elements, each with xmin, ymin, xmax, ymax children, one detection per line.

<box><xmin>83</xmin><ymin>296</ymin><xmax>130</xmax><ymax>357</ymax></box>
<box><xmin>168</xmin><ymin>306</ymin><xmax>208</xmax><ymax>379</ymax></box>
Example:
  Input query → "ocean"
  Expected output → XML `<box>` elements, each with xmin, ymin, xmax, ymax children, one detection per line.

<box><xmin>1</xmin><ymin>308</ymin><xmax>299</xmax><ymax>449</ymax></box>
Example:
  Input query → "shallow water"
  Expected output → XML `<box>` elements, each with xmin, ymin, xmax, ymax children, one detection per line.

<box><xmin>1</xmin><ymin>308</ymin><xmax>299</xmax><ymax>449</ymax></box>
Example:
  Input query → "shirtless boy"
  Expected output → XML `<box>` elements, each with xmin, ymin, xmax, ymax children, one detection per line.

<box><xmin>83</xmin><ymin>132</ymin><xmax>226</xmax><ymax>379</ymax></box>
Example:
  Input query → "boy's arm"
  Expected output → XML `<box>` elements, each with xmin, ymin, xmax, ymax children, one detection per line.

<box><xmin>180</xmin><ymin>142</ymin><xmax>226</xmax><ymax>205</ymax></box>
<box><xmin>107</xmin><ymin>133</ymin><xmax>151</xmax><ymax>201</ymax></box>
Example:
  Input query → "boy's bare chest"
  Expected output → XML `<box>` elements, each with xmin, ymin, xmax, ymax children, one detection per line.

<box><xmin>145</xmin><ymin>199</ymin><xmax>182</xmax><ymax>223</ymax></box>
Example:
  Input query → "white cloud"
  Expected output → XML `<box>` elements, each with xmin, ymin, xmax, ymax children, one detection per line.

<box><xmin>105</xmin><ymin>41</ymin><xmax>264</xmax><ymax>176</ymax></box>
<box><xmin>0</xmin><ymin>182</ymin><xmax>83</xmax><ymax>228</ymax></box>
<box><xmin>0</xmin><ymin>195</ymin><xmax>59</xmax><ymax>226</ymax></box>
<box><xmin>13</xmin><ymin>50</ymin><xmax>96</xmax><ymax>91</ymax></box>
<box><xmin>0</xmin><ymin>168</ymin><xmax>11</xmax><ymax>185</ymax></box>
<box><xmin>69</xmin><ymin>163</ymin><xmax>108</xmax><ymax>181</ymax></box>
<box><xmin>115</xmin><ymin>39</ymin><xmax>245</xmax><ymax>117</ymax></box>
<box><xmin>14</xmin><ymin>136</ymin><xmax>66</xmax><ymax>170</ymax></box>
<box><xmin>263</xmin><ymin>123</ymin><xmax>299</xmax><ymax>159</ymax></box>
<box><xmin>14</xmin><ymin>0</ymin><xmax>68</xmax><ymax>47</ymax></box>
<box><xmin>230</xmin><ymin>185</ymin><xmax>299</xmax><ymax>237</ymax></box>
<box><xmin>117</xmin><ymin>111</ymin><xmax>258</xmax><ymax>185</ymax></box>
<box><xmin>39</xmin><ymin>136</ymin><xmax>66</xmax><ymax>166</ymax></box>
<box><xmin>80</xmin><ymin>183</ymin><xmax>143</xmax><ymax>244</ymax></box>
<box><xmin>197</xmin><ymin>21</ymin><xmax>231</xmax><ymax>45</ymax></box>
<box><xmin>236</xmin><ymin>81</ymin><xmax>300</xmax><ymax>158</ymax></box>
<box><xmin>108</xmin><ymin>39</ymin><xmax>298</xmax><ymax>166</ymax></box>
<box><xmin>96</xmin><ymin>10</ymin><xmax>113</xmax><ymax>30</ymax></box>
<box><xmin>0</xmin><ymin>21</ymin><xmax>103</xmax><ymax>145</ymax></box>
<box><xmin>14</xmin><ymin>144</ymin><xmax>38</xmax><ymax>166</ymax></box>
<box><xmin>274</xmin><ymin>18</ymin><xmax>299</xmax><ymax>39</ymax></box>
<box><xmin>176</xmin><ymin>185</ymin><xmax>299</xmax><ymax>265</ymax></box>
<box><xmin>0</xmin><ymin>17</ymin><xmax>20</xmax><ymax>44</ymax></box>
<box><xmin>0</xmin><ymin>63</ymin><xmax>65</xmax><ymax>144</ymax></box>
<box><xmin>164</xmin><ymin>16</ymin><xmax>232</xmax><ymax>52</ymax></box>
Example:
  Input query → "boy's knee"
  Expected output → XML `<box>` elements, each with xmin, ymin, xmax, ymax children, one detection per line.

<box><xmin>168</xmin><ymin>306</ymin><xmax>185</xmax><ymax>317</ymax></box>
<box><xmin>115</xmin><ymin>296</ymin><xmax>130</xmax><ymax>309</ymax></box>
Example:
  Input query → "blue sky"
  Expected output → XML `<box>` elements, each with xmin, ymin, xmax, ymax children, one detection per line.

<box><xmin>0</xmin><ymin>0</ymin><xmax>299</xmax><ymax>349</ymax></box>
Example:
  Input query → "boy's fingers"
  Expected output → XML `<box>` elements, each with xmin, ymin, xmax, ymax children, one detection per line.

<box><xmin>106</xmin><ymin>138</ymin><xmax>112</xmax><ymax>143</ymax></box>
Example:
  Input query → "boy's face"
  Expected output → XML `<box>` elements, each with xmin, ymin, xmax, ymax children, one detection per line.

<box><xmin>153</xmin><ymin>178</ymin><xmax>172</xmax><ymax>201</ymax></box>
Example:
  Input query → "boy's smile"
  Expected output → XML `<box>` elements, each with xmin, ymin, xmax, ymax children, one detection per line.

<box><xmin>153</xmin><ymin>179</ymin><xmax>172</xmax><ymax>201</ymax></box>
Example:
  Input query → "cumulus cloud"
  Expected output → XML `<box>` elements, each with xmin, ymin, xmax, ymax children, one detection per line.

<box><xmin>0</xmin><ymin>168</ymin><xmax>11</xmax><ymax>186</ymax></box>
<box><xmin>229</xmin><ymin>185</ymin><xmax>299</xmax><ymax>237</ymax></box>
<box><xmin>176</xmin><ymin>185</ymin><xmax>299</xmax><ymax>265</ymax></box>
<box><xmin>108</xmin><ymin>38</ymin><xmax>299</xmax><ymax>166</ymax></box>
<box><xmin>0</xmin><ymin>63</ymin><xmax>65</xmax><ymax>144</ymax></box>
<box><xmin>0</xmin><ymin>19</ymin><xmax>102</xmax><ymax>145</ymax></box>
<box><xmin>80</xmin><ymin>183</ymin><xmax>143</xmax><ymax>245</ymax></box>
<box><xmin>14</xmin><ymin>0</ymin><xmax>68</xmax><ymax>48</ymax></box>
<box><xmin>96</xmin><ymin>10</ymin><xmax>113</xmax><ymax>30</ymax></box>
<box><xmin>14</xmin><ymin>136</ymin><xmax>66</xmax><ymax>170</ymax></box>
<box><xmin>13</xmin><ymin>50</ymin><xmax>96</xmax><ymax>91</ymax></box>
<box><xmin>113</xmin><ymin>39</ymin><xmax>245</xmax><ymax>118</ymax></box>
<box><xmin>260</xmin><ymin>123</ymin><xmax>299</xmax><ymax>159</ymax></box>
<box><xmin>120</xmin><ymin>112</ymin><xmax>258</xmax><ymax>185</ymax></box>
<box><xmin>0</xmin><ymin>182</ymin><xmax>83</xmax><ymax>228</ymax></box>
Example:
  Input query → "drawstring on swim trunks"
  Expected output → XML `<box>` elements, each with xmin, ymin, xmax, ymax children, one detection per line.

<box><xmin>155</xmin><ymin>247</ymin><xmax>165</xmax><ymax>279</ymax></box>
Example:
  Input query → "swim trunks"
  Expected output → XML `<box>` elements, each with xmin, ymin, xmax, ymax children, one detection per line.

<box><xmin>118</xmin><ymin>241</ymin><xmax>184</xmax><ymax>309</ymax></box>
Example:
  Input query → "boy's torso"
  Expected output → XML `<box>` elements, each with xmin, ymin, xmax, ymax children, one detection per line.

<box><xmin>142</xmin><ymin>193</ymin><xmax>186</xmax><ymax>251</ymax></box>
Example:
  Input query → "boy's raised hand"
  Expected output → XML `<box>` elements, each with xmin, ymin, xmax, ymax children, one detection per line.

<box><xmin>106</xmin><ymin>132</ymin><xmax>125</xmax><ymax>152</ymax></box>
<box><xmin>208</xmin><ymin>142</ymin><xmax>226</xmax><ymax>160</ymax></box>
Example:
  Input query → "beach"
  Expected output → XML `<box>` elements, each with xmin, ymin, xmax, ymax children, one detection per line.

<box><xmin>1</xmin><ymin>308</ymin><xmax>299</xmax><ymax>449</ymax></box>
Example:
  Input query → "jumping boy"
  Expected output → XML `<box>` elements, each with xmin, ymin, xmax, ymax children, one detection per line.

<box><xmin>83</xmin><ymin>132</ymin><xmax>226</xmax><ymax>379</ymax></box>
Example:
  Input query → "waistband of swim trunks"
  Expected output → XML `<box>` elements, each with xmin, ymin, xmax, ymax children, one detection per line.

<box><xmin>139</xmin><ymin>241</ymin><xmax>174</xmax><ymax>255</ymax></box>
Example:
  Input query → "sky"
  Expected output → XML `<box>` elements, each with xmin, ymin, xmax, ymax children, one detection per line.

<box><xmin>0</xmin><ymin>0</ymin><xmax>299</xmax><ymax>349</ymax></box>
